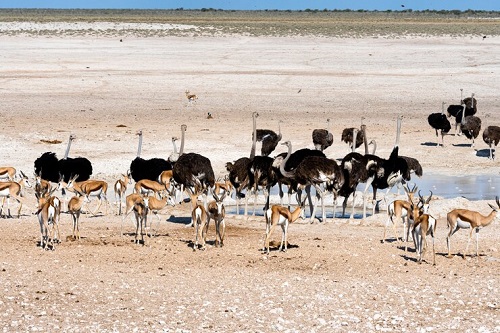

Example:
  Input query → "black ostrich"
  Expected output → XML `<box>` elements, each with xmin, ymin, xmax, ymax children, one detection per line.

<box><xmin>279</xmin><ymin>141</ymin><xmax>344</xmax><ymax>223</ymax></box>
<box><xmin>447</xmin><ymin>92</ymin><xmax>478</xmax><ymax>135</ymax></box>
<box><xmin>254</xmin><ymin>113</ymin><xmax>282</xmax><ymax>156</ymax></box>
<box><xmin>226</xmin><ymin>158</ymin><xmax>252</xmax><ymax>214</ymax></box>
<box><xmin>428</xmin><ymin>102</ymin><xmax>452</xmax><ymax>147</ymax></box>
<box><xmin>129</xmin><ymin>130</ymin><xmax>171</xmax><ymax>182</ymax></box>
<box><xmin>312</xmin><ymin>118</ymin><xmax>333</xmax><ymax>151</ymax></box>
<box><xmin>272</xmin><ymin>147</ymin><xmax>326</xmax><ymax>210</ymax></box>
<box><xmin>34</xmin><ymin>134</ymin><xmax>92</xmax><ymax>183</ymax></box>
<box><xmin>248</xmin><ymin>155</ymin><xmax>278</xmax><ymax>215</ymax></box>
<box><xmin>341</xmin><ymin>124</ymin><xmax>365</xmax><ymax>152</ymax></box>
<box><xmin>172</xmin><ymin>152</ymin><xmax>215</xmax><ymax>211</ymax></box>
<box><xmin>225</xmin><ymin>111</ymin><xmax>259</xmax><ymax>215</ymax></box>
<box><xmin>339</xmin><ymin>152</ymin><xmax>370</xmax><ymax>218</ymax></box>
<box><xmin>483</xmin><ymin>126</ymin><xmax>500</xmax><ymax>160</ymax></box>
<box><xmin>367</xmin><ymin>115</ymin><xmax>414</xmax><ymax>216</ymax></box>
<box><xmin>460</xmin><ymin>115</ymin><xmax>482</xmax><ymax>148</ymax></box>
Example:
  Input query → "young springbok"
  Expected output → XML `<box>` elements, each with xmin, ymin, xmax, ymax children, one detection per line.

<box><xmin>121</xmin><ymin>193</ymin><xmax>149</xmax><ymax>244</ymax></box>
<box><xmin>207</xmin><ymin>192</ymin><xmax>227</xmax><ymax>248</ymax></box>
<box><xmin>134</xmin><ymin>179</ymin><xmax>169</xmax><ymax>198</ymax></box>
<box><xmin>446</xmin><ymin>196</ymin><xmax>499</xmax><ymax>259</ymax></box>
<box><xmin>35</xmin><ymin>189</ymin><xmax>61</xmax><ymax>250</ymax></box>
<box><xmin>0</xmin><ymin>171</ymin><xmax>31</xmax><ymax>218</ymax></box>
<box><xmin>114</xmin><ymin>172</ymin><xmax>131</xmax><ymax>215</ymax></box>
<box><xmin>191</xmin><ymin>191</ymin><xmax>226</xmax><ymax>251</ymax></box>
<box><xmin>262</xmin><ymin>197</ymin><xmax>306</xmax><ymax>254</ymax></box>
<box><xmin>384</xmin><ymin>184</ymin><xmax>418</xmax><ymax>244</ymax></box>
<box><xmin>67</xmin><ymin>189</ymin><xmax>90</xmax><ymax>240</ymax></box>
<box><xmin>145</xmin><ymin>193</ymin><xmax>176</xmax><ymax>237</ymax></box>
<box><xmin>409</xmin><ymin>201</ymin><xmax>437</xmax><ymax>265</ymax></box>
<box><xmin>65</xmin><ymin>175</ymin><xmax>110</xmax><ymax>215</ymax></box>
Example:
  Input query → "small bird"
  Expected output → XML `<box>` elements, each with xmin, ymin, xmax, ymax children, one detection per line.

<box><xmin>297</xmin><ymin>89</ymin><xmax>301</xmax><ymax>93</ymax></box>
<box><xmin>207</xmin><ymin>112</ymin><xmax>213</xmax><ymax>119</ymax></box>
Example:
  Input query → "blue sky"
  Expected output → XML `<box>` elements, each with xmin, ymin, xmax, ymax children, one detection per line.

<box><xmin>0</xmin><ymin>1</ymin><xmax>498</xmax><ymax>11</ymax></box>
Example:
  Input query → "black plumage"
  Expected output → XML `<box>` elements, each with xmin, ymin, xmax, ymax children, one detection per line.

<box><xmin>129</xmin><ymin>157</ymin><xmax>171</xmax><ymax>183</ymax></box>
<box><xmin>173</xmin><ymin>152</ymin><xmax>215</xmax><ymax>193</ymax></box>
<box><xmin>428</xmin><ymin>113</ymin><xmax>451</xmax><ymax>145</ymax></box>
<box><xmin>312</xmin><ymin>119</ymin><xmax>333</xmax><ymax>151</ymax></box>
<box><xmin>129</xmin><ymin>130</ymin><xmax>171</xmax><ymax>182</ymax></box>
<box><xmin>255</xmin><ymin>128</ymin><xmax>282</xmax><ymax>156</ymax></box>
<box><xmin>399</xmin><ymin>155</ymin><xmax>423</xmax><ymax>180</ymax></box>
<box><xmin>248</xmin><ymin>156</ymin><xmax>278</xmax><ymax>212</ymax></box>
<box><xmin>279</xmin><ymin>141</ymin><xmax>344</xmax><ymax>222</ymax></box>
<box><xmin>226</xmin><ymin>158</ymin><xmax>251</xmax><ymax>198</ymax></box>
<box><xmin>34</xmin><ymin>152</ymin><xmax>93</xmax><ymax>183</ymax></box>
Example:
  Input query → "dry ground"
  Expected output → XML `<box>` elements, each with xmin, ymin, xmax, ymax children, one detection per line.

<box><xmin>0</xmin><ymin>15</ymin><xmax>499</xmax><ymax>332</ymax></box>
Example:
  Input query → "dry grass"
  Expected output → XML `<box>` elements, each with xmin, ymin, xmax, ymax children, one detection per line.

<box><xmin>0</xmin><ymin>9</ymin><xmax>499</xmax><ymax>37</ymax></box>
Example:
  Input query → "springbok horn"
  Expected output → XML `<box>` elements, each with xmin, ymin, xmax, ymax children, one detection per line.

<box><xmin>426</xmin><ymin>191</ymin><xmax>433</xmax><ymax>204</ymax></box>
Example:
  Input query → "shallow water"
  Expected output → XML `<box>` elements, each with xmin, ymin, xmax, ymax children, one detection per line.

<box><xmin>225</xmin><ymin>173</ymin><xmax>500</xmax><ymax>218</ymax></box>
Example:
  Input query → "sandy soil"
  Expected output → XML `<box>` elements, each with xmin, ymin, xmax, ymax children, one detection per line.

<box><xmin>0</xmin><ymin>25</ymin><xmax>499</xmax><ymax>332</ymax></box>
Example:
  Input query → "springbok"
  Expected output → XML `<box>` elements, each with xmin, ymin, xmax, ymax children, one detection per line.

<box><xmin>114</xmin><ymin>172</ymin><xmax>131</xmax><ymax>215</ymax></box>
<box><xmin>262</xmin><ymin>196</ymin><xmax>306</xmax><ymax>254</ymax></box>
<box><xmin>192</xmin><ymin>191</ymin><xmax>226</xmax><ymax>251</ymax></box>
<box><xmin>0</xmin><ymin>166</ymin><xmax>16</xmax><ymax>181</ymax></box>
<box><xmin>409</xmin><ymin>201</ymin><xmax>437</xmax><ymax>265</ymax></box>
<box><xmin>67</xmin><ymin>189</ymin><xmax>90</xmax><ymax>240</ymax></box>
<box><xmin>384</xmin><ymin>184</ymin><xmax>418</xmax><ymax>244</ymax></box>
<box><xmin>35</xmin><ymin>188</ymin><xmax>61</xmax><ymax>250</ymax></box>
<box><xmin>0</xmin><ymin>171</ymin><xmax>31</xmax><ymax>218</ymax></box>
<box><xmin>446</xmin><ymin>196</ymin><xmax>499</xmax><ymax>259</ymax></box>
<box><xmin>64</xmin><ymin>175</ymin><xmax>109</xmax><ymax>215</ymax></box>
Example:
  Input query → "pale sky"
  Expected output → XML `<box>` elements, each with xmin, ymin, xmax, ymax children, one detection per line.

<box><xmin>0</xmin><ymin>0</ymin><xmax>498</xmax><ymax>11</ymax></box>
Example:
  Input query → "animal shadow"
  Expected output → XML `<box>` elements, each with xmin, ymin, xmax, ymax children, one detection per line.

<box><xmin>166</xmin><ymin>215</ymin><xmax>191</xmax><ymax>225</ymax></box>
<box><xmin>420</xmin><ymin>142</ymin><xmax>439</xmax><ymax>147</ymax></box>
<box><xmin>452</xmin><ymin>143</ymin><xmax>472</xmax><ymax>147</ymax></box>
<box><xmin>476</xmin><ymin>149</ymin><xmax>493</xmax><ymax>158</ymax></box>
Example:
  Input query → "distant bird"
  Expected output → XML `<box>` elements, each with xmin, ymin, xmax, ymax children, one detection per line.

<box><xmin>482</xmin><ymin>125</ymin><xmax>500</xmax><ymax>160</ymax></box>
<box><xmin>207</xmin><ymin>112</ymin><xmax>213</xmax><ymax>119</ymax></box>
<box><xmin>342</xmin><ymin>118</ymin><xmax>365</xmax><ymax>151</ymax></box>
<box><xmin>428</xmin><ymin>102</ymin><xmax>452</xmax><ymax>147</ymax></box>
<box><xmin>312</xmin><ymin>118</ymin><xmax>334</xmax><ymax>152</ymax></box>
<box><xmin>297</xmin><ymin>89</ymin><xmax>302</xmax><ymax>93</ymax></box>
<box><xmin>483</xmin><ymin>35</ymin><xmax>487</xmax><ymax>40</ymax></box>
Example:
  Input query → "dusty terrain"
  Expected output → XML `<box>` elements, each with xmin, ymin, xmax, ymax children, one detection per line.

<box><xmin>1</xmin><ymin>14</ymin><xmax>500</xmax><ymax>332</ymax></box>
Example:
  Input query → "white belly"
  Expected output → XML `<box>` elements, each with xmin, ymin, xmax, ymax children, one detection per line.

<box><xmin>456</xmin><ymin>217</ymin><xmax>471</xmax><ymax>229</ymax></box>
<box><xmin>0</xmin><ymin>188</ymin><xmax>10</xmax><ymax>196</ymax></box>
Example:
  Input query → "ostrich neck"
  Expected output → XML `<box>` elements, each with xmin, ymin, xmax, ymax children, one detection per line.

<box><xmin>395</xmin><ymin>116</ymin><xmax>402</xmax><ymax>148</ymax></box>
<box><xmin>250</xmin><ymin>114</ymin><xmax>257</xmax><ymax>159</ymax></box>
<box><xmin>137</xmin><ymin>132</ymin><xmax>143</xmax><ymax>158</ymax></box>
<box><xmin>279</xmin><ymin>144</ymin><xmax>295</xmax><ymax>179</ymax></box>
<box><xmin>172</xmin><ymin>139</ymin><xmax>178</xmax><ymax>154</ymax></box>
<box><xmin>371</xmin><ymin>140</ymin><xmax>377</xmax><ymax>155</ymax></box>
<box><xmin>352</xmin><ymin>128</ymin><xmax>358</xmax><ymax>153</ymax></box>
<box><xmin>179</xmin><ymin>126</ymin><xmax>186</xmax><ymax>155</ymax></box>
<box><xmin>64</xmin><ymin>135</ymin><xmax>73</xmax><ymax>159</ymax></box>
<box><xmin>362</xmin><ymin>126</ymin><xmax>368</xmax><ymax>155</ymax></box>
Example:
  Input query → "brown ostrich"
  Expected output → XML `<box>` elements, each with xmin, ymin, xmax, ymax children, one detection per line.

<box><xmin>482</xmin><ymin>125</ymin><xmax>500</xmax><ymax>160</ymax></box>
<box><xmin>312</xmin><ymin>118</ymin><xmax>333</xmax><ymax>151</ymax></box>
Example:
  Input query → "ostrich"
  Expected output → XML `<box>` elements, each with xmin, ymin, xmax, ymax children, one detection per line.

<box><xmin>279</xmin><ymin>141</ymin><xmax>344</xmax><ymax>223</ymax></box>
<box><xmin>341</xmin><ymin>124</ymin><xmax>365</xmax><ymax>152</ymax></box>
<box><xmin>447</xmin><ymin>92</ymin><xmax>478</xmax><ymax>135</ymax></box>
<box><xmin>428</xmin><ymin>102</ymin><xmax>452</xmax><ymax>147</ymax></box>
<box><xmin>482</xmin><ymin>125</ymin><xmax>500</xmax><ymax>160</ymax></box>
<box><xmin>129</xmin><ymin>130</ymin><xmax>171</xmax><ymax>183</ymax></box>
<box><xmin>460</xmin><ymin>114</ymin><xmax>482</xmax><ymax>148</ymax></box>
<box><xmin>255</xmin><ymin>118</ymin><xmax>282</xmax><ymax>156</ymax></box>
<box><xmin>272</xmin><ymin>146</ymin><xmax>326</xmax><ymax>211</ymax></box>
<box><xmin>312</xmin><ymin>118</ymin><xmax>333</xmax><ymax>151</ymax></box>
<box><xmin>248</xmin><ymin>155</ymin><xmax>279</xmax><ymax>215</ymax></box>
<box><xmin>225</xmin><ymin>112</ymin><xmax>259</xmax><ymax>215</ymax></box>
<box><xmin>34</xmin><ymin>134</ymin><xmax>93</xmax><ymax>183</ymax></box>
<box><xmin>172</xmin><ymin>152</ymin><xmax>215</xmax><ymax>219</ymax></box>
<box><xmin>168</xmin><ymin>124</ymin><xmax>187</xmax><ymax>164</ymax></box>
<box><xmin>367</xmin><ymin>115</ymin><xmax>414</xmax><ymax>216</ymax></box>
